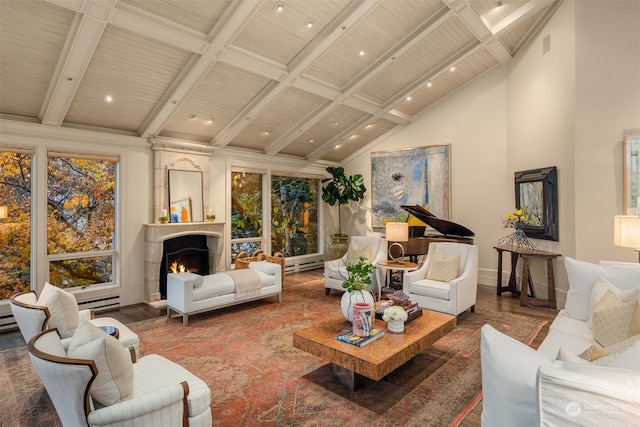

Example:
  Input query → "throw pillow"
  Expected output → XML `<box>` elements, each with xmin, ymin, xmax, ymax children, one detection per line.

<box><xmin>68</xmin><ymin>320</ymin><xmax>134</xmax><ymax>406</ymax></box>
<box><xmin>587</xmin><ymin>276</ymin><xmax>640</xmax><ymax>332</ymax></box>
<box><xmin>577</xmin><ymin>337</ymin><xmax>640</xmax><ymax>371</ymax></box>
<box><xmin>426</xmin><ymin>252</ymin><xmax>460</xmax><ymax>282</ymax></box>
<box><xmin>480</xmin><ymin>325</ymin><xmax>550</xmax><ymax>427</ymax></box>
<box><xmin>591</xmin><ymin>291</ymin><xmax>636</xmax><ymax>347</ymax></box>
<box><xmin>37</xmin><ymin>282</ymin><xmax>80</xmax><ymax>338</ymax></box>
<box><xmin>564</xmin><ymin>257</ymin><xmax>640</xmax><ymax>321</ymax></box>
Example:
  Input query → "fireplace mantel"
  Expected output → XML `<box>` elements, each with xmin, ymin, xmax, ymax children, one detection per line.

<box><xmin>144</xmin><ymin>222</ymin><xmax>224</xmax><ymax>307</ymax></box>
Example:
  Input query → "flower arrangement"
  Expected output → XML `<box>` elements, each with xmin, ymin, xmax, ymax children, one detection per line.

<box><xmin>501</xmin><ymin>208</ymin><xmax>529</xmax><ymax>230</ymax></box>
<box><xmin>158</xmin><ymin>216</ymin><xmax>169</xmax><ymax>224</ymax></box>
<box><xmin>382</xmin><ymin>305</ymin><xmax>408</xmax><ymax>322</ymax></box>
<box><xmin>498</xmin><ymin>208</ymin><xmax>536</xmax><ymax>249</ymax></box>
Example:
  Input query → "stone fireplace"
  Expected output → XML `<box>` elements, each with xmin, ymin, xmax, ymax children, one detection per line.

<box><xmin>144</xmin><ymin>222</ymin><xmax>223</xmax><ymax>307</ymax></box>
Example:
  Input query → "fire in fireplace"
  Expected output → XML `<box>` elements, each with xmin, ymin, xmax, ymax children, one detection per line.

<box><xmin>160</xmin><ymin>235</ymin><xmax>209</xmax><ymax>299</ymax></box>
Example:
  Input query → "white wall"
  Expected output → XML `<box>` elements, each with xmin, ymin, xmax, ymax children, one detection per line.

<box><xmin>342</xmin><ymin>0</ymin><xmax>640</xmax><ymax>308</ymax></box>
<box><xmin>343</xmin><ymin>65</ymin><xmax>509</xmax><ymax>286</ymax></box>
<box><xmin>574</xmin><ymin>0</ymin><xmax>640</xmax><ymax>262</ymax></box>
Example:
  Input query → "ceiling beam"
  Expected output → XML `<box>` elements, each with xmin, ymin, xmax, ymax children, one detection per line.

<box><xmin>39</xmin><ymin>0</ymin><xmax>114</xmax><ymax>126</ymax></box>
<box><xmin>137</xmin><ymin>1</ymin><xmax>264</xmax><ymax>138</ymax></box>
<box><xmin>209</xmin><ymin>0</ymin><xmax>383</xmax><ymax>149</ymax></box>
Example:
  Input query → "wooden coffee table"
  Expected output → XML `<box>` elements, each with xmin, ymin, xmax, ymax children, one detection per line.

<box><xmin>293</xmin><ymin>309</ymin><xmax>456</xmax><ymax>390</ymax></box>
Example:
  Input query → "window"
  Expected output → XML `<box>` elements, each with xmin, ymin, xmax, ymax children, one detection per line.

<box><xmin>271</xmin><ymin>175</ymin><xmax>319</xmax><ymax>257</ymax></box>
<box><xmin>231</xmin><ymin>171</ymin><xmax>263</xmax><ymax>261</ymax></box>
<box><xmin>47</xmin><ymin>153</ymin><xmax>118</xmax><ymax>288</ymax></box>
<box><xmin>0</xmin><ymin>150</ymin><xmax>32</xmax><ymax>300</ymax></box>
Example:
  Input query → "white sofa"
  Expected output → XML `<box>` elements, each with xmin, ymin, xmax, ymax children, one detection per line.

<box><xmin>167</xmin><ymin>261</ymin><xmax>282</xmax><ymax>325</ymax></box>
<box><xmin>481</xmin><ymin>257</ymin><xmax>640</xmax><ymax>426</ymax></box>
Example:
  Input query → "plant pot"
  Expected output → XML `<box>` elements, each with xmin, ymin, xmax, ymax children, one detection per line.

<box><xmin>387</xmin><ymin>319</ymin><xmax>405</xmax><ymax>333</ymax></box>
<box><xmin>328</xmin><ymin>234</ymin><xmax>350</xmax><ymax>259</ymax></box>
<box><xmin>341</xmin><ymin>290</ymin><xmax>375</xmax><ymax>323</ymax></box>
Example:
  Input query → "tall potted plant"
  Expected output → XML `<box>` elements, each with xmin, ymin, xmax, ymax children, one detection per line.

<box><xmin>340</xmin><ymin>256</ymin><xmax>376</xmax><ymax>322</ymax></box>
<box><xmin>321</xmin><ymin>166</ymin><xmax>366</xmax><ymax>256</ymax></box>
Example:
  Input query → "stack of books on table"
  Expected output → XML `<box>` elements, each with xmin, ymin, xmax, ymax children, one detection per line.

<box><xmin>336</xmin><ymin>329</ymin><xmax>385</xmax><ymax>347</ymax></box>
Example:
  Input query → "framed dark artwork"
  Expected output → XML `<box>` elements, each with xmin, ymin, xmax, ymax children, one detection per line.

<box><xmin>371</xmin><ymin>144</ymin><xmax>450</xmax><ymax>228</ymax></box>
<box><xmin>514</xmin><ymin>166</ymin><xmax>558</xmax><ymax>241</ymax></box>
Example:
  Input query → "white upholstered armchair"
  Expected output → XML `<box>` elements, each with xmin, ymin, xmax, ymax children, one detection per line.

<box><xmin>10</xmin><ymin>284</ymin><xmax>139</xmax><ymax>356</ymax></box>
<box><xmin>324</xmin><ymin>236</ymin><xmax>388</xmax><ymax>297</ymax></box>
<box><xmin>402</xmin><ymin>242</ymin><xmax>478</xmax><ymax>315</ymax></box>
<box><xmin>28</xmin><ymin>327</ymin><xmax>212</xmax><ymax>427</ymax></box>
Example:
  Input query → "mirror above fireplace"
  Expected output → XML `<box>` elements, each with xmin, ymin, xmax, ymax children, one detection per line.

<box><xmin>168</xmin><ymin>169</ymin><xmax>204</xmax><ymax>222</ymax></box>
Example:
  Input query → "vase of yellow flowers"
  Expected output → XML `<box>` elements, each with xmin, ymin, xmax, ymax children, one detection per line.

<box><xmin>498</xmin><ymin>208</ymin><xmax>536</xmax><ymax>250</ymax></box>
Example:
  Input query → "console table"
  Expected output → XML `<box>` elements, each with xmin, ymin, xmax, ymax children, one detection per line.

<box><xmin>494</xmin><ymin>245</ymin><xmax>560</xmax><ymax>309</ymax></box>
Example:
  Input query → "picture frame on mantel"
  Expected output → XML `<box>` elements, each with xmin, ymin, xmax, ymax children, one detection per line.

<box><xmin>623</xmin><ymin>133</ymin><xmax>640</xmax><ymax>215</ymax></box>
<box><xmin>514</xmin><ymin>166</ymin><xmax>559</xmax><ymax>241</ymax></box>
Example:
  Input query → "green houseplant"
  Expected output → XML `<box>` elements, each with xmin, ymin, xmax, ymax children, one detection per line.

<box><xmin>340</xmin><ymin>255</ymin><xmax>376</xmax><ymax>322</ymax></box>
<box><xmin>321</xmin><ymin>166</ymin><xmax>366</xmax><ymax>237</ymax></box>
<box><xmin>321</xmin><ymin>166</ymin><xmax>366</xmax><ymax>257</ymax></box>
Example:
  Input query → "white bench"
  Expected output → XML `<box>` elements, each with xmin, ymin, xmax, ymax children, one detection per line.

<box><xmin>167</xmin><ymin>261</ymin><xmax>282</xmax><ymax>325</ymax></box>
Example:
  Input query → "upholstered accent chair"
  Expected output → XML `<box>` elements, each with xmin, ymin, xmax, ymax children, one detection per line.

<box><xmin>324</xmin><ymin>236</ymin><xmax>388</xmax><ymax>298</ymax></box>
<box><xmin>28</xmin><ymin>327</ymin><xmax>212</xmax><ymax>427</ymax></box>
<box><xmin>10</xmin><ymin>284</ymin><xmax>139</xmax><ymax>356</ymax></box>
<box><xmin>402</xmin><ymin>242</ymin><xmax>478</xmax><ymax>315</ymax></box>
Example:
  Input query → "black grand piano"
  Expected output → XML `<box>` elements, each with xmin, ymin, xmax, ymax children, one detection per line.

<box><xmin>390</xmin><ymin>205</ymin><xmax>475</xmax><ymax>262</ymax></box>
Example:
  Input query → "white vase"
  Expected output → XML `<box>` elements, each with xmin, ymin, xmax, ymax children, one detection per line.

<box><xmin>387</xmin><ymin>319</ymin><xmax>405</xmax><ymax>333</ymax></box>
<box><xmin>341</xmin><ymin>290</ymin><xmax>375</xmax><ymax>322</ymax></box>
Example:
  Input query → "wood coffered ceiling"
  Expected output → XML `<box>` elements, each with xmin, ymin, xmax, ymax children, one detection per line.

<box><xmin>0</xmin><ymin>0</ymin><xmax>559</xmax><ymax>163</ymax></box>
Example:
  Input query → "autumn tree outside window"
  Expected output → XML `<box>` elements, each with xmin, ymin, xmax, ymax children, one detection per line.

<box><xmin>47</xmin><ymin>152</ymin><xmax>118</xmax><ymax>289</ymax></box>
<box><xmin>0</xmin><ymin>150</ymin><xmax>33</xmax><ymax>300</ymax></box>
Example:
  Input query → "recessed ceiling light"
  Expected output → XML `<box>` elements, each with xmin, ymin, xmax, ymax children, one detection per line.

<box><xmin>304</xmin><ymin>20</ymin><xmax>314</xmax><ymax>29</ymax></box>
<box><xmin>406</xmin><ymin>96</ymin><xmax>412</xmax><ymax>101</ymax></box>
<box><xmin>364</xmin><ymin>124</ymin><xmax>374</xmax><ymax>129</ymax></box>
<box><xmin>450</xmin><ymin>66</ymin><xmax>456</xmax><ymax>72</ymax></box>
<box><xmin>358</xmin><ymin>50</ymin><xmax>365</xmax><ymax>57</ymax></box>
<box><xmin>427</xmin><ymin>81</ymin><xmax>433</xmax><ymax>87</ymax></box>
<box><xmin>335</xmin><ymin>144</ymin><xmax>342</xmax><ymax>149</ymax></box>
<box><xmin>189</xmin><ymin>114</ymin><xmax>197</xmax><ymax>120</ymax></box>
<box><xmin>308</xmin><ymin>139</ymin><xmax>314</xmax><ymax>143</ymax></box>
<box><xmin>332</xmin><ymin>121</ymin><xmax>339</xmax><ymax>125</ymax></box>
<box><xmin>264</xmin><ymin>130</ymin><xmax>272</xmax><ymax>135</ymax></box>
<box><xmin>103</xmin><ymin>95</ymin><xmax>113</xmax><ymax>103</ymax></box>
<box><xmin>205</xmin><ymin>118</ymin><xmax>214</xmax><ymax>124</ymax></box>
<box><xmin>274</xmin><ymin>3</ymin><xmax>284</xmax><ymax>13</ymax></box>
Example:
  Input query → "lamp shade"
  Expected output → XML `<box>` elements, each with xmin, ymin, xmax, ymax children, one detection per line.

<box><xmin>386</xmin><ymin>222</ymin><xmax>408</xmax><ymax>242</ymax></box>
<box><xmin>0</xmin><ymin>206</ymin><xmax>7</xmax><ymax>219</ymax></box>
<box><xmin>614</xmin><ymin>215</ymin><xmax>640</xmax><ymax>248</ymax></box>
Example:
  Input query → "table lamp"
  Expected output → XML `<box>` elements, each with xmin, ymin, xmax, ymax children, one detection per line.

<box><xmin>0</xmin><ymin>206</ymin><xmax>7</xmax><ymax>219</ymax></box>
<box><xmin>614</xmin><ymin>215</ymin><xmax>640</xmax><ymax>262</ymax></box>
<box><xmin>386</xmin><ymin>222</ymin><xmax>408</xmax><ymax>265</ymax></box>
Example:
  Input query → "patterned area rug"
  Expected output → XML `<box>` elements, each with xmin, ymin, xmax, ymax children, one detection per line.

<box><xmin>1</xmin><ymin>279</ymin><xmax>546</xmax><ymax>427</ymax></box>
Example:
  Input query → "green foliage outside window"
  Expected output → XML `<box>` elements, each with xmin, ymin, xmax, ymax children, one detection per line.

<box><xmin>271</xmin><ymin>176</ymin><xmax>318</xmax><ymax>257</ymax></box>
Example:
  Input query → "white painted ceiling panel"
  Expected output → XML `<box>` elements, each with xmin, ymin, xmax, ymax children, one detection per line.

<box><xmin>0</xmin><ymin>0</ymin><xmax>559</xmax><ymax>162</ymax></box>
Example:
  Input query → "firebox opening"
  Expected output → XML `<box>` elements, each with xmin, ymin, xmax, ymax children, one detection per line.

<box><xmin>160</xmin><ymin>235</ymin><xmax>209</xmax><ymax>299</ymax></box>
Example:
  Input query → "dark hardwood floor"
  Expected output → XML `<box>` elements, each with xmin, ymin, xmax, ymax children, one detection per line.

<box><xmin>1</xmin><ymin>268</ymin><xmax>557</xmax><ymax>427</ymax></box>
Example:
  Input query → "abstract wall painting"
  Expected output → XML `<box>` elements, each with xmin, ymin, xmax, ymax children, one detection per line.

<box><xmin>371</xmin><ymin>144</ymin><xmax>450</xmax><ymax>228</ymax></box>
